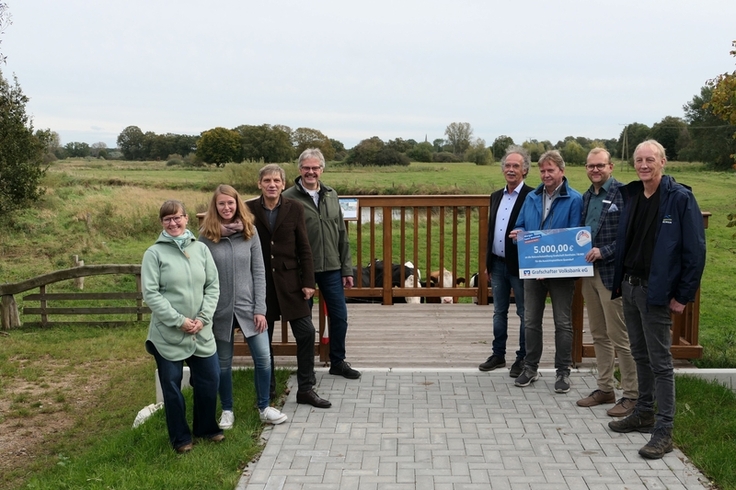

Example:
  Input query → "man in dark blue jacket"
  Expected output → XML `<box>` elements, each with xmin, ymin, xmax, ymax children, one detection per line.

<box><xmin>478</xmin><ymin>146</ymin><xmax>533</xmax><ymax>378</ymax></box>
<box><xmin>608</xmin><ymin>140</ymin><xmax>706</xmax><ymax>460</ymax></box>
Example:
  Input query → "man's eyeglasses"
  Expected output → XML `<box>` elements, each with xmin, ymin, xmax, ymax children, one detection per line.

<box><xmin>162</xmin><ymin>215</ymin><xmax>186</xmax><ymax>224</ymax></box>
<box><xmin>585</xmin><ymin>164</ymin><xmax>609</xmax><ymax>171</ymax></box>
<box><xmin>300</xmin><ymin>166</ymin><xmax>322</xmax><ymax>172</ymax></box>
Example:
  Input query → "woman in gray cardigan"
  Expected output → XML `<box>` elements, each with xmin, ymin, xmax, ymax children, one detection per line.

<box><xmin>199</xmin><ymin>185</ymin><xmax>287</xmax><ymax>427</ymax></box>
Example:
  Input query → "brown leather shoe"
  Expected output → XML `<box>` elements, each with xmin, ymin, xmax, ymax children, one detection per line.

<box><xmin>208</xmin><ymin>433</ymin><xmax>225</xmax><ymax>443</ymax></box>
<box><xmin>175</xmin><ymin>442</ymin><xmax>193</xmax><ymax>454</ymax></box>
<box><xmin>576</xmin><ymin>389</ymin><xmax>615</xmax><ymax>407</ymax></box>
<box><xmin>607</xmin><ymin>397</ymin><xmax>637</xmax><ymax>417</ymax></box>
<box><xmin>296</xmin><ymin>389</ymin><xmax>332</xmax><ymax>409</ymax></box>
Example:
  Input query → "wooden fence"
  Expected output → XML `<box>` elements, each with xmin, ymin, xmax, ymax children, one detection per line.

<box><xmin>0</xmin><ymin>265</ymin><xmax>149</xmax><ymax>328</ymax></box>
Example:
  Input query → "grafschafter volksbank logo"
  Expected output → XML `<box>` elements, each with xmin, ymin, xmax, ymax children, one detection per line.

<box><xmin>575</xmin><ymin>229</ymin><xmax>592</xmax><ymax>247</ymax></box>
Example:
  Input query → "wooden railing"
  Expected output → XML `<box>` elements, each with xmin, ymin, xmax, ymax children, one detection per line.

<box><xmin>341</xmin><ymin>195</ymin><xmax>491</xmax><ymax>304</ymax></box>
<box><xmin>0</xmin><ymin>265</ymin><xmax>149</xmax><ymax>328</ymax></box>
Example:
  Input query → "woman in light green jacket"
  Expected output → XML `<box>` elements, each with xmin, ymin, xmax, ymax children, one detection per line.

<box><xmin>142</xmin><ymin>200</ymin><xmax>222</xmax><ymax>454</ymax></box>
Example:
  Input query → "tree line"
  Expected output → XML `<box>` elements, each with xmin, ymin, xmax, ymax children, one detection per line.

<box><xmin>2</xmin><ymin>29</ymin><xmax>736</xmax><ymax>217</ymax></box>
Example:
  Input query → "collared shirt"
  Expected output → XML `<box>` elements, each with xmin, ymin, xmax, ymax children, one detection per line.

<box><xmin>492</xmin><ymin>181</ymin><xmax>525</xmax><ymax>258</ymax></box>
<box><xmin>585</xmin><ymin>177</ymin><xmax>614</xmax><ymax>237</ymax></box>
<box><xmin>259</xmin><ymin>195</ymin><xmax>282</xmax><ymax>231</ymax></box>
<box><xmin>543</xmin><ymin>182</ymin><xmax>563</xmax><ymax>221</ymax></box>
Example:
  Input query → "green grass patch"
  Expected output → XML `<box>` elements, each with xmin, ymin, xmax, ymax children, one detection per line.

<box><xmin>676</xmin><ymin>375</ymin><xmax>736</xmax><ymax>489</ymax></box>
<box><xmin>19</xmin><ymin>369</ymin><xmax>292</xmax><ymax>490</ymax></box>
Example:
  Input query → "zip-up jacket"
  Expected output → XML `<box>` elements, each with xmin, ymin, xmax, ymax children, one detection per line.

<box><xmin>514</xmin><ymin>177</ymin><xmax>583</xmax><ymax>233</ymax></box>
<box><xmin>142</xmin><ymin>232</ymin><xmax>220</xmax><ymax>361</ymax></box>
<box><xmin>612</xmin><ymin>175</ymin><xmax>706</xmax><ymax>306</ymax></box>
<box><xmin>282</xmin><ymin>177</ymin><xmax>353</xmax><ymax>276</ymax></box>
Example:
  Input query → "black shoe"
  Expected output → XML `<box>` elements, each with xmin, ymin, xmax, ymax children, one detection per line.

<box><xmin>639</xmin><ymin>427</ymin><xmax>674</xmax><ymax>459</ymax></box>
<box><xmin>554</xmin><ymin>373</ymin><xmax>571</xmax><ymax>393</ymax></box>
<box><xmin>608</xmin><ymin>410</ymin><xmax>655</xmax><ymax>433</ymax></box>
<box><xmin>514</xmin><ymin>368</ymin><xmax>539</xmax><ymax>387</ymax></box>
<box><xmin>509</xmin><ymin>358</ymin><xmax>524</xmax><ymax>378</ymax></box>
<box><xmin>296</xmin><ymin>389</ymin><xmax>332</xmax><ymax>409</ymax></box>
<box><xmin>329</xmin><ymin>361</ymin><xmax>361</xmax><ymax>379</ymax></box>
<box><xmin>478</xmin><ymin>355</ymin><xmax>505</xmax><ymax>372</ymax></box>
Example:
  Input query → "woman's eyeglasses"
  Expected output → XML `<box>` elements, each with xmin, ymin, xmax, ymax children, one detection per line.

<box><xmin>162</xmin><ymin>215</ymin><xmax>186</xmax><ymax>224</ymax></box>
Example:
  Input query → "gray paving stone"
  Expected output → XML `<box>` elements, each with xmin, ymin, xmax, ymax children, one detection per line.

<box><xmin>236</xmin><ymin>370</ymin><xmax>713</xmax><ymax>489</ymax></box>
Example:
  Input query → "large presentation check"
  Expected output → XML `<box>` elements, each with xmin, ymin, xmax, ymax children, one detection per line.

<box><xmin>517</xmin><ymin>227</ymin><xmax>594</xmax><ymax>278</ymax></box>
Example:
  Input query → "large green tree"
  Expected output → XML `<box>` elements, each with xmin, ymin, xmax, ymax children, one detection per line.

<box><xmin>406</xmin><ymin>141</ymin><xmax>434</xmax><ymax>162</ymax></box>
<box><xmin>649</xmin><ymin>116</ymin><xmax>688</xmax><ymax>160</ymax></box>
<box><xmin>346</xmin><ymin>136</ymin><xmax>409</xmax><ymax>166</ymax></box>
<box><xmin>0</xmin><ymin>70</ymin><xmax>46</xmax><ymax>215</ymax></box>
<box><xmin>680</xmin><ymin>85</ymin><xmax>736</xmax><ymax>169</ymax></box>
<box><xmin>293</xmin><ymin>127</ymin><xmax>335</xmax><ymax>161</ymax></box>
<box><xmin>491</xmin><ymin>135</ymin><xmax>515</xmax><ymax>162</ymax></box>
<box><xmin>117</xmin><ymin>125</ymin><xmax>145</xmax><ymax>160</ymax></box>
<box><xmin>444</xmin><ymin>122</ymin><xmax>473</xmax><ymax>155</ymax></box>
<box><xmin>464</xmin><ymin>138</ymin><xmax>492</xmax><ymax>165</ymax></box>
<box><xmin>196</xmin><ymin>127</ymin><xmax>240</xmax><ymax>166</ymax></box>
<box><xmin>235</xmin><ymin>124</ymin><xmax>294</xmax><ymax>163</ymax></box>
<box><xmin>617</xmin><ymin>123</ymin><xmax>650</xmax><ymax>162</ymax></box>
<box><xmin>560</xmin><ymin>140</ymin><xmax>586</xmax><ymax>165</ymax></box>
<box><xmin>706</xmin><ymin>40</ymin><xmax>736</xmax><ymax>166</ymax></box>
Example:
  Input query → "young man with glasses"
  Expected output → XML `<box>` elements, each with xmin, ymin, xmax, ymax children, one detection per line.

<box><xmin>576</xmin><ymin>148</ymin><xmax>638</xmax><ymax>417</ymax></box>
<box><xmin>283</xmin><ymin>148</ymin><xmax>360</xmax><ymax>380</ymax></box>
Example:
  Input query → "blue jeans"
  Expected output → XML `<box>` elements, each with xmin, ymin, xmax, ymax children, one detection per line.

<box><xmin>523</xmin><ymin>278</ymin><xmax>575</xmax><ymax>375</ymax></box>
<box><xmin>622</xmin><ymin>281</ymin><xmax>674</xmax><ymax>429</ymax></box>
<box><xmin>490</xmin><ymin>259</ymin><xmax>526</xmax><ymax>360</ymax></box>
<box><xmin>149</xmin><ymin>342</ymin><xmax>222</xmax><ymax>450</ymax></box>
<box><xmin>314</xmin><ymin>269</ymin><xmax>349</xmax><ymax>366</ymax></box>
<box><xmin>216</xmin><ymin>319</ymin><xmax>272</xmax><ymax>411</ymax></box>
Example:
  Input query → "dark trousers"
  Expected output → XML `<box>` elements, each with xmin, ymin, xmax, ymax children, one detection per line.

<box><xmin>150</xmin><ymin>343</ymin><xmax>222</xmax><ymax>450</ymax></box>
<box><xmin>268</xmin><ymin>315</ymin><xmax>318</xmax><ymax>394</ymax></box>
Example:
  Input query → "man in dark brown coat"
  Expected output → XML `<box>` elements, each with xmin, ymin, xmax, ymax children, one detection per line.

<box><xmin>246</xmin><ymin>164</ymin><xmax>331</xmax><ymax>408</ymax></box>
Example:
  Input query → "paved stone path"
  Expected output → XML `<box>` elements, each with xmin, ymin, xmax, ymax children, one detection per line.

<box><xmin>237</xmin><ymin>369</ymin><xmax>712</xmax><ymax>490</ymax></box>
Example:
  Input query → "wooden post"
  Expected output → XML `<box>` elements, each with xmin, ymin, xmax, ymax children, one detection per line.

<box><xmin>73</xmin><ymin>255</ymin><xmax>85</xmax><ymax>290</ymax></box>
<box><xmin>1</xmin><ymin>294</ymin><xmax>21</xmax><ymax>330</ymax></box>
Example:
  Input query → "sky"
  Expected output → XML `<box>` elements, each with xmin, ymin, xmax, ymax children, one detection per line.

<box><xmin>2</xmin><ymin>0</ymin><xmax>735</xmax><ymax>150</ymax></box>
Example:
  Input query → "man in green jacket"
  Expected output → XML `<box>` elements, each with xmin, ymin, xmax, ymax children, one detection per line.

<box><xmin>283</xmin><ymin>148</ymin><xmax>360</xmax><ymax>379</ymax></box>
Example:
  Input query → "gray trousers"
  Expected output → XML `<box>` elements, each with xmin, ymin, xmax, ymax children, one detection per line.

<box><xmin>523</xmin><ymin>278</ymin><xmax>576</xmax><ymax>375</ymax></box>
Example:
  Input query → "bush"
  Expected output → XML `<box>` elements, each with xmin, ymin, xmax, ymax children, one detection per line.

<box><xmin>183</xmin><ymin>153</ymin><xmax>205</xmax><ymax>168</ymax></box>
<box><xmin>0</xmin><ymin>71</ymin><xmax>47</xmax><ymax>216</ymax></box>
<box><xmin>373</xmin><ymin>148</ymin><xmax>410</xmax><ymax>167</ymax></box>
<box><xmin>407</xmin><ymin>142</ymin><xmax>433</xmax><ymax>162</ymax></box>
<box><xmin>432</xmin><ymin>152</ymin><xmax>462</xmax><ymax>163</ymax></box>
<box><xmin>166</xmin><ymin>153</ymin><xmax>184</xmax><ymax>166</ymax></box>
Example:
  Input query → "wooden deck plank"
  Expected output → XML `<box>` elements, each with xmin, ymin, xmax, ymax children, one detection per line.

<box><xmin>235</xmin><ymin>303</ymin><xmax>598</xmax><ymax>370</ymax></box>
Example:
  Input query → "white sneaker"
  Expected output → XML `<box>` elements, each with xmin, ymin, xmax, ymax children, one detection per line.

<box><xmin>218</xmin><ymin>410</ymin><xmax>234</xmax><ymax>430</ymax></box>
<box><xmin>259</xmin><ymin>406</ymin><xmax>287</xmax><ymax>425</ymax></box>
